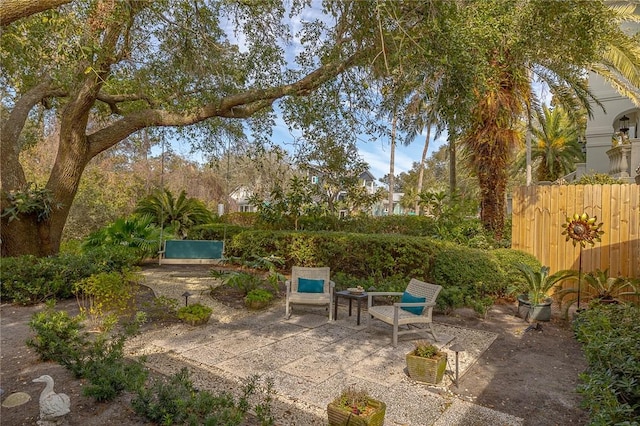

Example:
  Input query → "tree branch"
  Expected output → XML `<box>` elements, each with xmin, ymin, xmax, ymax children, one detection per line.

<box><xmin>0</xmin><ymin>0</ymin><xmax>71</xmax><ymax>26</ymax></box>
<box><xmin>87</xmin><ymin>51</ymin><xmax>364</xmax><ymax>156</ymax></box>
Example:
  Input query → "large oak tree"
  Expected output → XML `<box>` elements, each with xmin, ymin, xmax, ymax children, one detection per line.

<box><xmin>1</xmin><ymin>0</ymin><xmax>375</xmax><ymax>256</ymax></box>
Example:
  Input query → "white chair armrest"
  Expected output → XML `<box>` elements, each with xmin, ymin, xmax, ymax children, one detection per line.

<box><xmin>368</xmin><ymin>291</ymin><xmax>403</xmax><ymax>308</ymax></box>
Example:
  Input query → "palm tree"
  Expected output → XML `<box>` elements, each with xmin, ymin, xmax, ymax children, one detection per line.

<box><xmin>516</xmin><ymin>106</ymin><xmax>584</xmax><ymax>182</ymax></box>
<box><xmin>461</xmin><ymin>53</ymin><xmax>529</xmax><ymax>238</ymax></box>
<box><xmin>135</xmin><ymin>189</ymin><xmax>213</xmax><ymax>238</ymax></box>
<box><xmin>401</xmin><ymin>90</ymin><xmax>438</xmax><ymax>215</ymax></box>
<box><xmin>589</xmin><ymin>4</ymin><xmax>640</xmax><ymax>106</ymax></box>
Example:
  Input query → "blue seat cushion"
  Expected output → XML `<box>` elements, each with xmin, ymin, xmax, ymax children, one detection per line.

<box><xmin>401</xmin><ymin>291</ymin><xmax>426</xmax><ymax>315</ymax></box>
<box><xmin>298</xmin><ymin>278</ymin><xmax>325</xmax><ymax>293</ymax></box>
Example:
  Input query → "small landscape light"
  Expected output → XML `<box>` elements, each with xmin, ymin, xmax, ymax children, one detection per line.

<box><xmin>182</xmin><ymin>291</ymin><xmax>192</xmax><ymax>306</ymax></box>
<box><xmin>449</xmin><ymin>342</ymin><xmax>466</xmax><ymax>388</ymax></box>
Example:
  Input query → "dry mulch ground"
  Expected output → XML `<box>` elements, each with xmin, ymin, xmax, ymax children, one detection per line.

<box><xmin>1</xmin><ymin>266</ymin><xmax>588</xmax><ymax>425</ymax></box>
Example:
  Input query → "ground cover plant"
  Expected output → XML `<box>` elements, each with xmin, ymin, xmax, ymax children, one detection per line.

<box><xmin>573</xmin><ymin>304</ymin><xmax>640</xmax><ymax>425</ymax></box>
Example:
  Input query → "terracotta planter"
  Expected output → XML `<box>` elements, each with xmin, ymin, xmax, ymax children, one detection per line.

<box><xmin>406</xmin><ymin>352</ymin><xmax>448</xmax><ymax>384</ymax></box>
<box><xmin>327</xmin><ymin>398</ymin><xmax>386</xmax><ymax>426</ymax></box>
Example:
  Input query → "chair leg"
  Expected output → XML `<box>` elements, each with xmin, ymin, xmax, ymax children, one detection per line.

<box><xmin>393</xmin><ymin>324</ymin><xmax>398</xmax><ymax>347</ymax></box>
<box><xmin>393</xmin><ymin>307</ymin><xmax>399</xmax><ymax>347</ymax></box>
<box><xmin>428</xmin><ymin>323</ymin><xmax>439</xmax><ymax>342</ymax></box>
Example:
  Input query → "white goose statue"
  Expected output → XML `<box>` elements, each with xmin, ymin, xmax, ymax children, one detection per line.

<box><xmin>32</xmin><ymin>375</ymin><xmax>70</xmax><ymax>424</ymax></box>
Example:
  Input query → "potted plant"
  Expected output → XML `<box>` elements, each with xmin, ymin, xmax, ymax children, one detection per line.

<box><xmin>405</xmin><ymin>340</ymin><xmax>448</xmax><ymax>384</ymax></box>
<box><xmin>327</xmin><ymin>385</ymin><xmax>386</xmax><ymax>426</ymax></box>
<box><xmin>244</xmin><ymin>288</ymin><xmax>273</xmax><ymax>310</ymax></box>
<box><xmin>555</xmin><ymin>269</ymin><xmax>639</xmax><ymax>316</ymax></box>
<box><xmin>512</xmin><ymin>263</ymin><xmax>577</xmax><ymax>321</ymax></box>
<box><xmin>176</xmin><ymin>303</ymin><xmax>212</xmax><ymax>326</ymax></box>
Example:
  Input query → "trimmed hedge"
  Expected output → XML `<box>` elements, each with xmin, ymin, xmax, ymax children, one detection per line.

<box><xmin>1</xmin><ymin>245</ymin><xmax>139</xmax><ymax>305</ymax></box>
<box><xmin>226</xmin><ymin>230</ymin><xmax>538</xmax><ymax>298</ymax></box>
<box><xmin>187</xmin><ymin>223</ymin><xmax>249</xmax><ymax>240</ymax></box>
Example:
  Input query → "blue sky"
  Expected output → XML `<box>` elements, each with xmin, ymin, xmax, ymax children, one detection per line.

<box><xmin>268</xmin><ymin>121</ymin><xmax>448</xmax><ymax>182</ymax></box>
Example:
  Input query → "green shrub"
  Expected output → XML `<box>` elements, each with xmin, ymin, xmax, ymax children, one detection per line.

<box><xmin>80</xmin><ymin>325</ymin><xmax>149</xmax><ymax>401</ymax></box>
<box><xmin>27</xmin><ymin>306</ymin><xmax>148</xmax><ymax>401</ymax></box>
<box><xmin>74</xmin><ymin>270</ymin><xmax>139</xmax><ymax>329</ymax></box>
<box><xmin>245</xmin><ymin>289</ymin><xmax>274</xmax><ymax>304</ymax></box>
<box><xmin>26</xmin><ymin>301</ymin><xmax>87</xmax><ymax>364</ymax></box>
<box><xmin>222</xmin><ymin>212</ymin><xmax>258</xmax><ymax>226</ymax></box>
<box><xmin>187</xmin><ymin>223</ymin><xmax>248</xmax><ymax>240</ymax></box>
<box><xmin>176</xmin><ymin>303</ymin><xmax>212</xmax><ymax>323</ymax></box>
<box><xmin>572</xmin><ymin>173</ymin><xmax>625</xmax><ymax>185</ymax></box>
<box><xmin>573</xmin><ymin>305</ymin><xmax>640</xmax><ymax>424</ymax></box>
<box><xmin>436</xmin><ymin>286</ymin><xmax>467</xmax><ymax>314</ymax></box>
<box><xmin>132</xmin><ymin>368</ymin><xmax>275</xmax><ymax>425</ymax></box>
<box><xmin>492</xmin><ymin>248</ymin><xmax>542</xmax><ymax>297</ymax></box>
<box><xmin>430</xmin><ymin>243</ymin><xmax>502</xmax><ymax>294</ymax></box>
<box><xmin>227</xmin><ymin>230</ymin><xmax>438</xmax><ymax>282</ymax></box>
<box><xmin>1</xmin><ymin>246</ymin><xmax>140</xmax><ymax>305</ymax></box>
<box><xmin>212</xmin><ymin>270</ymin><xmax>264</xmax><ymax>296</ymax></box>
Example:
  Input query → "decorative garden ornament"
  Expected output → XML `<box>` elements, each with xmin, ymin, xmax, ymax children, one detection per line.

<box><xmin>561</xmin><ymin>212</ymin><xmax>604</xmax><ymax>248</ymax></box>
<box><xmin>32</xmin><ymin>375</ymin><xmax>70</xmax><ymax>425</ymax></box>
<box><xmin>562</xmin><ymin>212</ymin><xmax>605</xmax><ymax>309</ymax></box>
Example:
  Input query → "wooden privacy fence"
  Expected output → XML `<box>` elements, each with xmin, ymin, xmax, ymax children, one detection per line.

<box><xmin>511</xmin><ymin>184</ymin><xmax>640</xmax><ymax>281</ymax></box>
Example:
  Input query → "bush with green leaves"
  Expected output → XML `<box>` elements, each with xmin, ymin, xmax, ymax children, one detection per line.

<box><xmin>187</xmin><ymin>223</ymin><xmax>248</xmax><ymax>240</ymax></box>
<box><xmin>27</xmin><ymin>301</ymin><xmax>87</xmax><ymax>364</ymax></box>
<box><xmin>74</xmin><ymin>270</ymin><xmax>139</xmax><ymax>329</ymax></box>
<box><xmin>573</xmin><ymin>304</ymin><xmax>640</xmax><ymax>424</ymax></box>
<box><xmin>27</xmin><ymin>305</ymin><xmax>148</xmax><ymax>401</ymax></box>
<box><xmin>176</xmin><ymin>303</ymin><xmax>212</xmax><ymax>323</ymax></box>
<box><xmin>132</xmin><ymin>368</ymin><xmax>275</xmax><ymax>426</ymax></box>
<box><xmin>226</xmin><ymin>230</ymin><xmax>543</xmax><ymax>312</ymax></box>
<box><xmin>492</xmin><ymin>248</ymin><xmax>542</xmax><ymax>296</ymax></box>
<box><xmin>1</xmin><ymin>245</ymin><xmax>139</xmax><ymax>305</ymax></box>
<box><xmin>430</xmin><ymin>242</ymin><xmax>503</xmax><ymax>294</ymax></box>
<box><xmin>245</xmin><ymin>289</ymin><xmax>274</xmax><ymax>305</ymax></box>
<box><xmin>572</xmin><ymin>173</ymin><xmax>625</xmax><ymax>185</ymax></box>
<box><xmin>211</xmin><ymin>270</ymin><xmax>265</xmax><ymax>296</ymax></box>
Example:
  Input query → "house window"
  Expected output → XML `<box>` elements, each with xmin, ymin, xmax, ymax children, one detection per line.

<box><xmin>311</xmin><ymin>176</ymin><xmax>318</xmax><ymax>184</ymax></box>
<box><xmin>240</xmin><ymin>205</ymin><xmax>252</xmax><ymax>213</ymax></box>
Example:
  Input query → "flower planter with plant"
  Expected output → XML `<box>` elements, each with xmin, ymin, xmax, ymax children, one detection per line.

<box><xmin>555</xmin><ymin>269</ymin><xmax>639</xmax><ymax>317</ymax></box>
<box><xmin>512</xmin><ymin>263</ymin><xmax>577</xmax><ymax>322</ymax></box>
<box><xmin>327</xmin><ymin>386</ymin><xmax>386</xmax><ymax>426</ymax></box>
<box><xmin>244</xmin><ymin>288</ymin><xmax>273</xmax><ymax>310</ymax></box>
<box><xmin>176</xmin><ymin>303</ymin><xmax>212</xmax><ymax>326</ymax></box>
<box><xmin>405</xmin><ymin>340</ymin><xmax>448</xmax><ymax>384</ymax></box>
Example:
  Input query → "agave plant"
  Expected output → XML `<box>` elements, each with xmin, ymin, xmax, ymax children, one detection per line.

<box><xmin>555</xmin><ymin>269</ymin><xmax>640</xmax><ymax>315</ymax></box>
<box><xmin>512</xmin><ymin>263</ymin><xmax>578</xmax><ymax>305</ymax></box>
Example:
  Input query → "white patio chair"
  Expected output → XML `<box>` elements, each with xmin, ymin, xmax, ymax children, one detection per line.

<box><xmin>285</xmin><ymin>266</ymin><xmax>335</xmax><ymax>320</ymax></box>
<box><xmin>367</xmin><ymin>278</ymin><xmax>442</xmax><ymax>347</ymax></box>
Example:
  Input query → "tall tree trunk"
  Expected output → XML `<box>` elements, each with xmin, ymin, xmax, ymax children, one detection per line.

<box><xmin>415</xmin><ymin>124</ymin><xmax>431</xmax><ymax>215</ymax></box>
<box><xmin>388</xmin><ymin>111</ymin><xmax>397</xmax><ymax>215</ymax></box>
<box><xmin>448</xmin><ymin>135</ymin><xmax>456</xmax><ymax>194</ymax></box>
